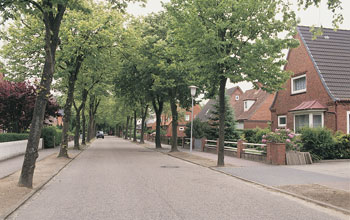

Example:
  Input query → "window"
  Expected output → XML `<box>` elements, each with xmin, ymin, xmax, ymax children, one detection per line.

<box><xmin>179</xmin><ymin>127</ymin><xmax>184</xmax><ymax>131</ymax></box>
<box><xmin>185</xmin><ymin>115</ymin><xmax>190</xmax><ymax>121</ymax></box>
<box><xmin>291</xmin><ymin>74</ymin><xmax>306</xmax><ymax>94</ymax></box>
<box><xmin>278</xmin><ymin>115</ymin><xmax>287</xmax><ymax>127</ymax></box>
<box><xmin>294</xmin><ymin>112</ymin><xmax>324</xmax><ymax>132</ymax></box>
<box><xmin>244</xmin><ymin>100</ymin><xmax>255</xmax><ymax>111</ymax></box>
<box><xmin>347</xmin><ymin>111</ymin><xmax>350</xmax><ymax>134</ymax></box>
<box><xmin>235</xmin><ymin>95</ymin><xmax>239</xmax><ymax>100</ymax></box>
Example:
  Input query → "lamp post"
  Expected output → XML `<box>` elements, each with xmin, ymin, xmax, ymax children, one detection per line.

<box><xmin>189</xmin><ymin>85</ymin><xmax>197</xmax><ymax>153</ymax></box>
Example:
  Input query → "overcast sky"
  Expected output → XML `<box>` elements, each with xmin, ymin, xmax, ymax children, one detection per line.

<box><xmin>127</xmin><ymin>0</ymin><xmax>349</xmax><ymax>92</ymax></box>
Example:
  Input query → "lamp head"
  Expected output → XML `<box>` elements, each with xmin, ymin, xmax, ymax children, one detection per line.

<box><xmin>189</xmin><ymin>85</ymin><xmax>197</xmax><ymax>97</ymax></box>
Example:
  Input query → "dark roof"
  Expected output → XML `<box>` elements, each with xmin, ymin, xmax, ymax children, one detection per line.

<box><xmin>196</xmin><ymin>86</ymin><xmax>240</xmax><ymax>122</ymax></box>
<box><xmin>298</xmin><ymin>26</ymin><xmax>350</xmax><ymax>101</ymax></box>
<box><xmin>289</xmin><ymin>100</ymin><xmax>327</xmax><ymax>112</ymax></box>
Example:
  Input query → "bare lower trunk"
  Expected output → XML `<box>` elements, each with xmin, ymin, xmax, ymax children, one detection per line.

<box><xmin>152</xmin><ymin>98</ymin><xmax>163</xmax><ymax>149</ymax></box>
<box><xmin>170</xmin><ymin>95</ymin><xmax>178</xmax><ymax>152</ymax></box>
<box><xmin>82</xmin><ymin>105</ymin><xmax>86</xmax><ymax>145</ymax></box>
<box><xmin>18</xmin><ymin>4</ymin><xmax>66</xmax><ymax>188</ymax></box>
<box><xmin>74</xmin><ymin>109</ymin><xmax>80</xmax><ymax>150</ymax></box>
<box><xmin>133</xmin><ymin>110</ymin><xmax>137</xmax><ymax>142</ymax></box>
<box><xmin>217</xmin><ymin>76</ymin><xmax>227</xmax><ymax>166</ymax></box>
<box><xmin>125</xmin><ymin>116</ymin><xmax>130</xmax><ymax>140</ymax></box>
<box><xmin>140</xmin><ymin>105</ymin><xmax>148</xmax><ymax>144</ymax></box>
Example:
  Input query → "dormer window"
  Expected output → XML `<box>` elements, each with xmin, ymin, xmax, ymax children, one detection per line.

<box><xmin>235</xmin><ymin>95</ymin><xmax>239</xmax><ymax>100</ymax></box>
<box><xmin>244</xmin><ymin>100</ymin><xmax>255</xmax><ymax>111</ymax></box>
<box><xmin>291</xmin><ymin>74</ymin><xmax>306</xmax><ymax>94</ymax></box>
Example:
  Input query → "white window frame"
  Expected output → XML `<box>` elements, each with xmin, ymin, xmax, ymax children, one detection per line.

<box><xmin>244</xmin><ymin>100</ymin><xmax>255</xmax><ymax>112</ymax></box>
<box><xmin>278</xmin><ymin>115</ymin><xmax>287</xmax><ymax>127</ymax></box>
<box><xmin>235</xmin><ymin>95</ymin><xmax>239</xmax><ymax>100</ymax></box>
<box><xmin>185</xmin><ymin>115</ymin><xmax>190</xmax><ymax>121</ymax></box>
<box><xmin>347</xmin><ymin>111</ymin><xmax>350</xmax><ymax>134</ymax></box>
<box><xmin>291</xmin><ymin>74</ymin><xmax>307</xmax><ymax>95</ymax></box>
<box><xmin>293</xmin><ymin>111</ymin><xmax>324</xmax><ymax>131</ymax></box>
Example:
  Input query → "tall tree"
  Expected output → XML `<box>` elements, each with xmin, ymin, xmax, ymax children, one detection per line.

<box><xmin>167</xmin><ymin>0</ymin><xmax>298</xmax><ymax>166</ymax></box>
<box><xmin>1</xmin><ymin>0</ymin><xmax>68</xmax><ymax>188</ymax></box>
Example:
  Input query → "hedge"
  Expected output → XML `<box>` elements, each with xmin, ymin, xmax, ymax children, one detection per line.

<box><xmin>0</xmin><ymin>133</ymin><xmax>29</xmax><ymax>143</ymax></box>
<box><xmin>300</xmin><ymin>127</ymin><xmax>350</xmax><ymax>161</ymax></box>
<box><xmin>41</xmin><ymin>127</ymin><xmax>62</xmax><ymax>148</ymax></box>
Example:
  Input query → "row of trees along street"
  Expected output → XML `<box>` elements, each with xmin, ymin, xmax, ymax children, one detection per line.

<box><xmin>0</xmin><ymin>0</ymin><xmax>343</xmax><ymax>188</ymax></box>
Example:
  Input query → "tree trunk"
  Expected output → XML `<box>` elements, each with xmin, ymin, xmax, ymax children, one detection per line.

<box><xmin>152</xmin><ymin>97</ymin><xmax>163</xmax><ymax>149</ymax></box>
<box><xmin>82</xmin><ymin>104</ymin><xmax>86</xmax><ymax>145</ymax></box>
<box><xmin>140</xmin><ymin>105</ymin><xmax>148</xmax><ymax>144</ymax></box>
<box><xmin>133</xmin><ymin>110</ymin><xmax>137</xmax><ymax>142</ymax></box>
<box><xmin>59</xmin><ymin>75</ymin><xmax>76</xmax><ymax>156</ymax></box>
<box><xmin>217</xmin><ymin>76</ymin><xmax>227</xmax><ymax>166</ymax></box>
<box><xmin>125</xmin><ymin>116</ymin><xmax>130</xmax><ymax>140</ymax></box>
<box><xmin>170</xmin><ymin>94</ymin><xmax>179</xmax><ymax>152</ymax></box>
<box><xmin>73</xmin><ymin>105</ymin><xmax>80</xmax><ymax>150</ymax></box>
<box><xmin>18</xmin><ymin>4</ymin><xmax>66</xmax><ymax>188</ymax></box>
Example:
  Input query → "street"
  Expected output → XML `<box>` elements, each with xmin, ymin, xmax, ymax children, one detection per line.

<box><xmin>8</xmin><ymin>137</ymin><xmax>347</xmax><ymax>220</ymax></box>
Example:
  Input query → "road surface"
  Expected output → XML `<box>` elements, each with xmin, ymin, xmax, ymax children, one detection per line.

<box><xmin>8</xmin><ymin>137</ymin><xmax>347</xmax><ymax>220</ymax></box>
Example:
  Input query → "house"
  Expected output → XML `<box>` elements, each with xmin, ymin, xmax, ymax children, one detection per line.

<box><xmin>196</xmin><ymin>86</ymin><xmax>274</xmax><ymax>129</ymax></box>
<box><xmin>270</xmin><ymin>26</ymin><xmax>350</xmax><ymax>134</ymax></box>
<box><xmin>146</xmin><ymin>105</ymin><xmax>202</xmax><ymax>137</ymax></box>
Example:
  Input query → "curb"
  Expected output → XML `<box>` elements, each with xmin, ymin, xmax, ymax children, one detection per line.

<box><xmin>1</xmin><ymin>144</ymin><xmax>90</xmax><ymax>220</ymax></box>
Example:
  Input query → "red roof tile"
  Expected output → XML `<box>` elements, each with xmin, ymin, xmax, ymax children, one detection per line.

<box><xmin>289</xmin><ymin>100</ymin><xmax>327</xmax><ymax>112</ymax></box>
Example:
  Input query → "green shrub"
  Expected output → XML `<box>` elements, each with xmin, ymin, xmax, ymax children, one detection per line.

<box><xmin>252</xmin><ymin>128</ymin><xmax>270</xmax><ymax>143</ymax></box>
<box><xmin>0</xmin><ymin>133</ymin><xmax>29</xmax><ymax>142</ymax></box>
<box><xmin>333</xmin><ymin>132</ymin><xmax>350</xmax><ymax>159</ymax></box>
<box><xmin>300</xmin><ymin>127</ymin><xmax>335</xmax><ymax>161</ymax></box>
<box><xmin>242</xmin><ymin>129</ymin><xmax>257</xmax><ymax>143</ymax></box>
<box><xmin>41</xmin><ymin>127</ymin><xmax>62</xmax><ymax>148</ymax></box>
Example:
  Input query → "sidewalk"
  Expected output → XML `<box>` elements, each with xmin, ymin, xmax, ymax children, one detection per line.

<box><xmin>0</xmin><ymin>140</ymin><xmax>87</xmax><ymax>219</ymax></box>
<box><xmin>0</xmin><ymin>140</ymin><xmax>76</xmax><ymax>179</ymax></box>
<box><xmin>144</xmin><ymin>140</ymin><xmax>350</xmax><ymax>214</ymax></box>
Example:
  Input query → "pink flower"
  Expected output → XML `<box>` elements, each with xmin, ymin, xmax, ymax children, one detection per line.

<box><xmin>288</xmin><ymin>134</ymin><xmax>294</xmax><ymax>138</ymax></box>
<box><xmin>275</xmin><ymin>128</ymin><xmax>280</xmax><ymax>132</ymax></box>
<box><xmin>286</xmin><ymin>139</ymin><xmax>291</xmax><ymax>143</ymax></box>
<box><xmin>262</xmin><ymin>139</ymin><xmax>267</xmax><ymax>143</ymax></box>
<box><xmin>286</xmin><ymin>128</ymin><xmax>290</xmax><ymax>132</ymax></box>
<box><xmin>262</xmin><ymin>135</ymin><xmax>266</xmax><ymax>138</ymax></box>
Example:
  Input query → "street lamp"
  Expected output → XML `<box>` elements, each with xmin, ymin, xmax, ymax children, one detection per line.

<box><xmin>189</xmin><ymin>85</ymin><xmax>197</xmax><ymax>153</ymax></box>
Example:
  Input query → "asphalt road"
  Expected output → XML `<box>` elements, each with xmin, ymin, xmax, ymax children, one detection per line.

<box><xmin>8</xmin><ymin>137</ymin><xmax>347</xmax><ymax>220</ymax></box>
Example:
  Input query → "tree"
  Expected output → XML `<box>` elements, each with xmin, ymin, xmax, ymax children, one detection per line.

<box><xmin>0</xmin><ymin>80</ymin><xmax>58</xmax><ymax>133</ymax></box>
<box><xmin>0</xmin><ymin>0</ymin><xmax>143</xmax><ymax>188</ymax></box>
<box><xmin>55</xmin><ymin>3</ymin><xmax>124</xmax><ymax>157</ymax></box>
<box><xmin>206</xmin><ymin>96</ymin><xmax>239</xmax><ymax>141</ymax></box>
<box><xmin>167</xmin><ymin>0</ymin><xmax>299</xmax><ymax>166</ymax></box>
<box><xmin>1</xmin><ymin>0</ymin><xmax>69</xmax><ymax>187</ymax></box>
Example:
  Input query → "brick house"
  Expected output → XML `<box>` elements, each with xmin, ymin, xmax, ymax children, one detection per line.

<box><xmin>270</xmin><ymin>26</ymin><xmax>350</xmax><ymax>134</ymax></box>
<box><xmin>196</xmin><ymin>86</ymin><xmax>274</xmax><ymax>129</ymax></box>
<box><xmin>146</xmin><ymin>105</ymin><xmax>202</xmax><ymax>137</ymax></box>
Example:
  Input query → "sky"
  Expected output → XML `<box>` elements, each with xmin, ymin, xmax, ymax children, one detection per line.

<box><xmin>126</xmin><ymin>0</ymin><xmax>350</xmax><ymax>93</ymax></box>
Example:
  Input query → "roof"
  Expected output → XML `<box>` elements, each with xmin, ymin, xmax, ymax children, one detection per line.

<box><xmin>233</xmin><ymin>89</ymin><xmax>271</xmax><ymax>121</ymax></box>
<box><xmin>289</xmin><ymin>100</ymin><xmax>327</xmax><ymax>112</ymax></box>
<box><xmin>298</xmin><ymin>26</ymin><xmax>350</xmax><ymax>101</ymax></box>
<box><xmin>196</xmin><ymin>87</ymin><xmax>272</xmax><ymax>122</ymax></box>
<box><xmin>196</xmin><ymin>86</ymin><xmax>241</xmax><ymax>122</ymax></box>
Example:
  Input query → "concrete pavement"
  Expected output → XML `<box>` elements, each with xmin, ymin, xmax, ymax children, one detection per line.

<box><xmin>7</xmin><ymin>137</ymin><xmax>348</xmax><ymax>220</ymax></box>
<box><xmin>0</xmin><ymin>141</ymin><xmax>76</xmax><ymax>179</ymax></box>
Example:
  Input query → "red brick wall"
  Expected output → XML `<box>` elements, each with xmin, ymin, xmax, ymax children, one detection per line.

<box><xmin>229</xmin><ymin>89</ymin><xmax>244</xmax><ymax>107</ymax></box>
<box><xmin>337</xmin><ymin>102</ymin><xmax>350</xmax><ymax>134</ymax></box>
<box><xmin>271</xmin><ymin>33</ymin><xmax>335</xmax><ymax>132</ymax></box>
